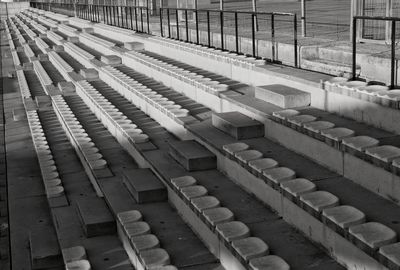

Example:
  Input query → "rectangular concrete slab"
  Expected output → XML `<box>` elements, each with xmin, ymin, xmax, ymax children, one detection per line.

<box><xmin>122</xmin><ymin>168</ymin><xmax>167</xmax><ymax>204</ymax></box>
<box><xmin>29</xmin><ymin>225</ymin><xmax>63</xmax><ymax>269</ymax></box>
<box><xmin>169</xmin><ymin>140</ymin><xmax>217</xmax><ymax>171</ymax></box>
<box><xmin>76</xmin><ymin>197</ymin><xmax>116</xmax><ymax>237</ymax></box>
<box><xmin>212</xmin><ymin>112</ymin><xmax>264</xmax><ymax>139</ymax></box>
<box><xmin>255</xmin><ymin>84</ymin><xmax>311</xmax><ymax>109</ymax></box>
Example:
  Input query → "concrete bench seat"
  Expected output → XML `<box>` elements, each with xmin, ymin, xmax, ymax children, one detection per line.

<box><xmin>191</xmin><ymin>196</ymin><xmax>220</xmax><ymax>213</ymax></box>
<box><xmin>272</xmin><ymin>109</ymin><xmax>300</xmax><ymax>121</ymax></box>
<box><xmin>130</xmin><ymin>234</ymin><xmax>160</xmax><ymax>252</ymax></box>
<box><xmin>35</xmin><ymin>37</ymin><xmax>50</xmax><ymax>53</ymax></box>
<box><xmin>168</xmin><ymin>140</ymin><xmax>217</xmax><ymax>171</ymax></box>
<box><xmin>124</xmin><ymin>222</ymin><xmax>151</xmax><ymax>238</ymax></box>
<box><xmin>62</xmin><ymin>246</ymin><xmax>87</xmax><ymax>263</ymax></box>
<box><xmin>118</xmin><ymin>210</ymin><xmax>144</xmax><ymax>225</ymax></box>
<box><xmin>248</xmin><ymin>158</ymin><xmax>279</xmax><ymax>176</ymax></box>
<box><xmin>181</xmin><ymin>185</ymin><xmax>208</xmax><ymax>201</ymax></box>
<box><xmin>203</xmin><ymin>207</ymin><xmax>235</xmax><ymax>227</ymax></box>
<box><xmin>223</xmin><ymin>142</ymin><xmax>250</xmax><ymax>156</ymax></box>
<box><xmin>321</xmin><ymin>127</ymin><xmax>355</xmax><ymax>147</ymax></box>
<box><xmin>100</xmin><ymin>55</ymin><xmax>121</xmax><ymax>65</ymax></box>
<box><xmin>29</xmin><ymin>225</ymin><xmax>63</xmax><ymax>269</ymax></box>
<box><xmin>281</xmin><ymin>178</ymin><xmax>316</xmax><ymax>198</ymax></box>
<box><xmin>212</xmin><ymin>112</ymin><xmax>264</xmax><ymax>139</ymax></box>
<box><xmin>379</xmin><ymin>242</ymin><xmax>400</xmax><ymax>269</ymax></box>
<box><xmin>122</xmin><ymin>168</ymin><xmax>167</xmax><ymax>203</ymax></box>
<box><xmin>76</xmin><ymin>197</ymin><xmax>116</xmax><ymax>237</ymax></box>
<box><xmin>65</xmin><ymin>259</ymin><xmax>91</xmax><ymax>270</ymax></box>
<box><xmin>349</xmin><ymin>222</ymin><xmax>397</xmax><ymax>252</ymax></box>
<box><xmin>234</xmin><ymin>150</ymin><xmax>264</xmax><ymax>165</ymax></box>
<box><xmin>262</xmin><ymin>167</ymin><xmax>296</xmax><ymax>187</ymax></box>
<box><xmin>300</xmin><ymin>191</ymin><xmax>339</xmax><ymax>214</ymax></box>
<box><xmin>216</xmin><ymin>221</ymin><xmax>251</xmax><ymax>242</ymax></box>
<box><xmin>23</xmin><ymin>43</ymin><xmax>35</xmax><ymax>58</ymax></box>
<box><xmin>249</xmin><ymin>255</ymin><xmax>290</xmax><ymax>270</ymax></box>
<box><xmin>303</xmin><ymin>121</ymin><xmax>335</xmax><ymax>134</ymax></box>
<box><xmin>64</xmin><ymin>42</ymin><xmax>95</xmax><ymax>61</ymax></box>
<box><xmin>286</xmin><ymin>114</ymin><xmax>317</xmax><ymax>128</ymax></box>
<box><xmin>171</xmin><ymin>175</ymin><xmax>197</xmax><ymax>190</ymax></box>
<box><xmin>357</xmin><ymin>85</ymin><xmax>389</xmax><ymax>102</ymax></box>
<box><xmin>33</xmin><ymin>60</ymin><xmax>53</xmax><ymax>88</ymax></box>
<box><xmin>322</xmin><ymin>205</ymin><xmax>366</xmax><ymax>230</ymax></box>
<box><xmin>232</xmin><ymin>237</ymin><xmax>269</xmax><ymax>262</ymax></box>
<box><xmin>366</xmin><ymin>145</ymin><xmax>400</xmax><ymax>166</ymax></box>
<box><xmin>342</xmin><ymin>136</ymin><xmax>379</xmax><ymax>152</ymax></box>
<box><xmin>16</xmin><ymin>70</ymin><xmax>31</xmax><ymax>98</ymax></box>
<box><xmin>255</xmin><ymin>84</ymin><xmax>311</xmax><ymax>109</ymax></box>
<box><xmin>140</xmin><ymin>248</ymin><xmax>170</xmax><ymax>269</ymax></box>
<box><xmin>58</xmin><ymin>24</ymin><xmax>79</xmax><ymax>37</ymax></box>
<box><xmin>48</xmin><ymin>51</ymin><xmax>74</xmax><ymax>78</ymax></box>
<box><xmin>124</xmin><ymin>42</ymin><xmax>144</xmax><ymax>51</ymax></box>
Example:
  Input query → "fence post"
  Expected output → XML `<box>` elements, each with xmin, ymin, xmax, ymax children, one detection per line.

<box><xmin>185</xmin><ymin>9</ymin><xmax>189</xmax><ymax>42</ymax></box>
<box><xmin>176</xmin><ymin>9</ymin><xmax>180</xmax><ymax>40</ymax></box>
<box><xmin>147</xmin><ymin>7</ymin><xmax>150</xmax><ymax>33</ymax></box>
<box><xmin>195</xmin><ymin>9</ymin><xmax>199</xmax><ymax>44</ymax></box>
<box><xmin>160</xmin><ymin>8</ymin><xmax>164</xmax><ymax>37</ymax></box>
<box><xmin>135</xmin><ymin>6</ymin><xmax>138</xmax><ymax>31</ymax></box>
<box><xmin>207</xmin><ymin>10</ymin><xmax>211</xmax><ymax>47</ymax></box>
<box><xmin>293</xmin><ymin>14</ymin><xmax>298</xmax><ymax>68</ymax></box>
<box><xmin>167</xmin><ymin>8</ymin><xmax>171</xmax><ymax>37</ymax></box>
<box><xmin>235</xmin><ymin>12</ymin><xmax>239</xmax><ymax>53</ymax></box>
<box><xmin>271</xmin><ymin>13</ymin><xmax>275</xmax><ymax>62</ymax></box>
<box><xmin>252</xmin><ymin>13</ymin><xmax>256</xmax><ymax>57</ymax></box>
<box><xmin>352</xmin><ymin>17</ymin><xmax>357</xmax><ymax>80</ymax></box>
<box><xmin>141</xmin><ymin>7</ymin><xmax>144</xmax><ymax>32</ymax></box>
<box><xmin>220</xmin><ymin>11</ymin><xmax>224</xmax><ymax>50</ymax></box>
<box><xmin>391</xmin><ymin>20</ymin><xmax>396</xmax><ymax>88</ymax></box>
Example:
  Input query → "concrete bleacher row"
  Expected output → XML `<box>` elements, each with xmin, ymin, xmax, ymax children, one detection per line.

<box><xmin>117</xmin><ymin>210</ymin><xmax>178</xmax><ymax>270</ymax></box>
<box><xmin>52</xmin><ymin>95</ymin><xmax>106</xmax><ymax>197</ymax></box>
<box><xmin>10</xmin><ymin>7</ymin><xmax>400</xmax><ymax>268</ymax></box>
<box><xmin>26</xmin><ymin>110</ymin><xmax>68</xmax><ymax>206</ymax></box>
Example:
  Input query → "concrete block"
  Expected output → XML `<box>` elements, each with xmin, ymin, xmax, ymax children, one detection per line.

<box><xmin>12</xmin><ymin>108</ymin><xmax>26</xmax><ymax>121</ymax></box>
<box><xmin>169</xmin><ymin>140</ymin><xmax>217</xmax><ymax>171</ymax></box>
<box><xmin>80</xmin><ymin>68</ymin><xmax>98</xmax><ymax>80</ymax></box>
<box><xmin>181</xmin><ymin>185</ymin><xmax>208</xmax><ymax>201</ymax></box>
<box><xmin>255</xmin><ymin>84</ymin><xmax>311</xmax><ymax>109</ymax></box>
<box><xmin>234</xmin><ymin>150</ymin><xmax>263</xmax><ymax>165</ymax></box>
<box><xmin>248</xmin><ymin>158</ymin><xmax>279</xmax><ymax>175</ymax></box>
<box><xmin>366</xmin><ymin>145</ymin><xmax>400</xmax><ymax>163</ymax></box>
<box><xmin>76</xmin><ymin>197</ymin><xmax>116</xmax><ymax>237</ymax></box>
<box><xmin>29</xmin><ymin>225</ymin><xmax>63</xmax><ymax>269</ymax></box>
<box><xmin>249</xmin><ymin>255</ymin><xmax>290</xmax><ymax>270</ymax></box>
<box><xmin>280</xmin><ymin>178</ymin><xmax>316</xmax><ymax>198</ymax></box>
<box><xmin>216</xmin><ymin>221</ymin><xmax>250</xmax><ymax>242</ymax></box>
<box><xmin>212</xmin><ymin>112</ymin><xmax>264</xmax><ymax>139</ymax></box>
<box><xmin>35</xmin><ymin>95</ymin><xmax>52</xmax><ymax>110</ymax></box>
<box><xmin>124</xmin><ymin>42</ymin><xmax>144</xmax><ymax>51</ymax></box>
<box><xmin>38</xmin><ymin>54</ymin><xmax>48</xmax><ymax>61</ymax></box>
<box><xmin>342</xmin><ymin>136</ymin><xmax>379</xmax><ymax>152</ymax></box>
<box><xmin>66</xmin><ymin>260</ymin><xmax>91</xmax><ymax>270</ymax></box>
<box><xmin>191</xmin><ymin>196</ymin><xmax>220</xmax><ymax>213</ymax></box>
<box><xmin>203</xmin><ymin>207</ymin><xmax>235</xmax><ymax>227</ymax></box>
<box><xmin>101</xmin><ymin>55</ymin><xmax>121</xmax><ymax>65</ymax></box>
<box><xmin>53</xmin><ymin>45</ymin><xmax>64</xmax><ymax>52</ymax></box>
<box><xmin>232</xmin><ymin>237</ymin><xmax>269</xmax><ymax>262</ymax></box>
<box><xmin>58</xmin><ymin>81</ymin><xmax>76</xmax><ymax>95</ymax></box>
<box><xmin>62</xmin><ymin>246</ymin><xmax>87</xmax><ymax>263</ymax></box>
<box><xmin>67</xmin><ymin>36</ymin><xmax>79</xmax><ymax>43</ymax></box>
<box><xmin>349</xmin><ymin>222</ymin><xmax>397</xmax><ymax>250</ymax></box>
<box><xmin>263</xmin><ymin>167</ymin><xmax>296</xmax><ymax>187</ymax></box>
<box><xmin>222</xmin><ymin>142</ymin><xmax>250</xmax><ymax>156</ymax></box>
<box><xmin>122</xmin><ymin>168</ymin><xmax>167</xmax><ymax>204</ymax></box>
<box><xmin>82</xmin><ymin>28</ymin><xmax>94</xmax><ymax>33</ymax></box>
<box><xmin>300</xmin><ymin>191</ymin><xmax>339</xmax><ymax>213</ymax></box>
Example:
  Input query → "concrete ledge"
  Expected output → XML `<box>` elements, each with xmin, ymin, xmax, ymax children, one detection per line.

<box><xmin>255</xmin><ymin>84</ymin><xmax>311</xmax><ymax>109</ymax></box>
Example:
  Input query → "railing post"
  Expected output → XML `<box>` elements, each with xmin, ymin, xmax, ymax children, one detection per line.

<box><xmin>252</xmin><ymin>13</ymin><xmax>256</xmax><ymax>57</ymax></box>
<box><xmin>135</xmin><ymin>6</ymin><xmax>138</xmax><ymax>31</ymax></box>
<box><xmin>176</xmin><ymin>9</ymin><xmax>180</xmax><ymax>40</ymax></box>
<box><xmin>147</xmin><ymin>7</ymin><xmax>150</xmax><ymax>33</ymax></box>
<box><xmin>271</xmin><ymin>13</ymin><xmax>275</xmax><ymax>61</ymax></box>
<box><xmin>220</xmin><ymin>10</ymin><xmax>224</xmax><ymax>50</ymax></box>
<box><xmin>391</xmin><ymin>20</ymin><xmax>396</xmax><ymax>88</ymax></box>
<box><xmin>130</xmin><ymin>7</ymin><xmax>133</xmax><ymax>30</ymax></box>
<box><xmin>126</xmin><ymin>6</ymin><xmax>129</xmax><ymax>28</ymax></box>
<box><xmin>195</xmin><ymin>9</ymin><xmax>199</xmax><ymax>44</ymax></box>
<box><xmin>141</xmin><ymin>7</ymin><xmax>144</xmax><ymax>32</ymax></box>
<box><xmin>352</xmin><ymin>17</ymin><xmax>357</xmax><ymax>80</ymax></box>
<box><xmin>160</xmin><ymin>8</ymin><xmax>164</xmax><ymax>37</ymax></box>
<box><xmin>293</xmin><ymin>14</ymin><xmax>298</xmax><ymax>68</ymax></box>
<box><xmin>235</xmin><ymin>12</ymin><xmax>239</xmax><ymax>54</ymax></box>
<box><xmin>207</xmin><ymin>10</ymin><xmax>211</xmax><ymax>47</ymax></box>
<box><xmin>185</xmin><ymin>9</ymin><xmax>189</xmax><ymax>42</ymax></box>
<box><xmin>167</xmin><ymin>8</ymin><xmax>171</xmax><ymax>38</ymax></box>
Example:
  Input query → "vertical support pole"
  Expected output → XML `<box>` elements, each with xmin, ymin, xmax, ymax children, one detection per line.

<box><xmin>147</xmin><ymin>7</ymin><xmax>150</xmax><ymax>33</ymax></box>
<box><xmin>195</xmin><ymin>9</ymin><xmax>199</xmax><ymax>44</ymax></box>
<box><xmin>235</xmin><ymin>12</ymin><xmax>239</xmax><ymax>53</ymax></box>
<box><xmin>141</xmin><ymin>7</ymin><xmax>144</xmax><ymax>32</ymax></box>
<box><xmin>252</xmin><ymin>13</ymin><xmax>256</xmax><ymax>57</ymax></box>
<box><xmin>176</xmin><ymin>9</ymin><xmax>180</xmax><ymax>40</ymax></box>
<box><xmin>220</xmin><ymin>10</ymin><xmax>224</xmax><ymax>50</ymax></box>
<box><xmin>130</xmin><ymin>7</ymin><xmax>133</xmax><ymax>29</ymax></box>
<box><xmin>301</xmin><ymin>0</ymin><xmax>306</xmax><ymax>37</ymax></box>
<box><xmin>135</xmin><ymin>6</ymin><xmax>138</xmax><ymax>31</ymax></box>
<box><xmin>352</xmin><ymin>17</ymin><xmax>357</xmax><ymax>80</ymax></box>
<box><xmin>160</xmin><ymin>8</ymin><xmax>164</xmax><ymax>37</ymax></box>
<box><xmin>294</xmin><ymin>14</ymin><xmax>298</xmax><ymax>67</ymax></box>
<box><xmin>391</xmin><ymin>20</ymin><xmax>396</xmax><ymax>88</ymax></box>
<box><xmin>207</xmin><ymin>10</ymin><xmax>211</xmax><ymax>47</ymax></box>
<box><xmin>185</xmin><ymin>9</ymin><xmax>189</xmax><ymax>42</ymax></box>
<box><xmin>167</xmin><ymin>8</ymin><xmax>171</xmax><ymax>37</ymax></box>
<box><xmin>271</xmin><ymin>13</ymin><xmax>275</xmax><ymax>61</ymax></box>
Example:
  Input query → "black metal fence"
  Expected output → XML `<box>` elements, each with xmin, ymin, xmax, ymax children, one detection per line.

<box><xmin>353</xmin><ymin>15</ymin><xmax>399</xmax><ymax>88</ymax></box>
<box><xmin>29</xmin><ymin>2</ymin><xmax>298</xmax><ymax>67</ymax></box>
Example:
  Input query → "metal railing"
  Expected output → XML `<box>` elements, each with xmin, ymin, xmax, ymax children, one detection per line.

<box><xmin>353</xmin><ymin>15</ymin><xmax>399</xmax><ymax>88</ymax></box>
<box><xmin>159</xmin><ymin>7</ymin><xmax>298</xmax><ymax>67</ymax></box>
